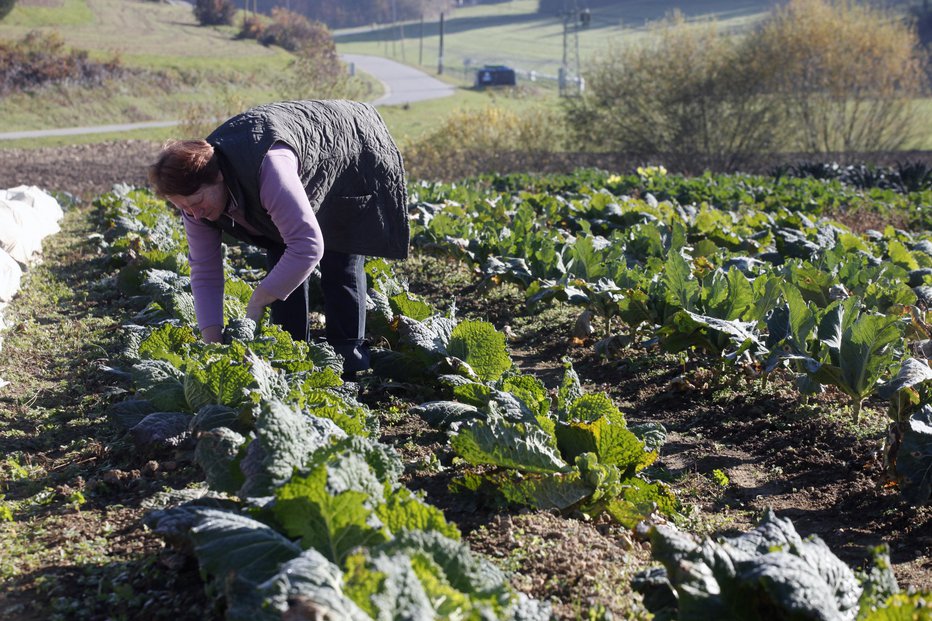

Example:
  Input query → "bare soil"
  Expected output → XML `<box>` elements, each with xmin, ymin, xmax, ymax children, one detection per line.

<box><xmin>0</xmin><ymin>141</ymin><xmax>928</xmax><ymax>621</ymax></box>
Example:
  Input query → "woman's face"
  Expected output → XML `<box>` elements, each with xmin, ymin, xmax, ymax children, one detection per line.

<box><xmin>167</xmin><ymin>176</ymin><xmax>226</xmax><ymax>221</ymax></box>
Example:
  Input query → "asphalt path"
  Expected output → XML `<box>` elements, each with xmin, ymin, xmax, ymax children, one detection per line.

<box><xmin>342</xmin><ymin>54</ymin><xmax>454</xmax><ymax>106</ymax></box>
<box><xmin>0</xmin><ymin>55</ymin><xmax>454</xmax><ymax>140</ymax></box>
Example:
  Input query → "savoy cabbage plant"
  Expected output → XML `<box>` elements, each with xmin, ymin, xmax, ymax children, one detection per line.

<box><xmin>633</xmin><ymin>509</ymin><xmax>906</xmax><ymax>621</ymax></box>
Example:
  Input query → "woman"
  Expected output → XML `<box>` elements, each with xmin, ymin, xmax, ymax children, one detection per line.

<box><xmin>147</xmin><ymin>100</ymin><xmax>409</xmax><ymax>379</ymax></box>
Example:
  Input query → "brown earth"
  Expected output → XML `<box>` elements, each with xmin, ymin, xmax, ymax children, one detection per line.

<box><xmin>0</xmin><ymin>141</ymin><xmax>929</xmax><ymax>621</ymax></box>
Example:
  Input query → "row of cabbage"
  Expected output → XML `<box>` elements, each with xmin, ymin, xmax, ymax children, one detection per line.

<box><xmin>96</xmin><ymin>184</ymin><xmax>678</xmax><ymax>618</ymax></box>
<box><xmin>0</xmin><ymin>186</ymin><xmax>66</xmax><ymax>388</ymax></box>
<box><xmin>409</xmin><ymin>168</ymin><xmax>932</xmax><ymax>507</ymax></box>
<box><xmin>96</xmin><ymin>185</ymin><xmax>552</xmax><ymax>620</ymax></box>
<box><xmin>94</xmin><ymin>183</ymin><xmax>927</xmax><ymax>620</ymax></box>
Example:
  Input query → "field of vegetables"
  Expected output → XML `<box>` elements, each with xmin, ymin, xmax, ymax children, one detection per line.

<box><xmin>1</xmin><ymin>143</ymin><xmax>931</xmax><ymax>620</ymax></box>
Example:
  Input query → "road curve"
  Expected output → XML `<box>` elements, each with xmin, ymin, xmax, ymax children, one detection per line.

<box><xmin>0</xmin><ymin>55</ymin><xmax>454</xmax><ymax>141</ymax></box>
<box><xmin>341</xmin><ymin>53</ymin><xmax>455</xmax><ymax>107</ymax></box>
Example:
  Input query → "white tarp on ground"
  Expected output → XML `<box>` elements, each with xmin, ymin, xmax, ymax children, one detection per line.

<box><xmin>0</xmin><ymin>186</ymin><xmax>64</xmax><ymax>389</ymax></box>
<box><xmin>0</xmin><ymin>185</ymin><xmax>63</xmax><ymax>264</ymax></box>
<box><xmin>0</xmin><ymin>248</ymin><xmax>22</xmax><ymax>302</ymax></box>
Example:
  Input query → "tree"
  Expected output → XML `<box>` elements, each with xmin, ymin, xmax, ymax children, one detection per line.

<box><xmin>749</xmin><ymin>0</ymin><xmax>929</xmax><ymax>154</ymax></box>
<box><xmin>564</xmin><ymin>13</ymin><xmax>783</xmax><ymax>172</ymax></box>
<box><xmin>194</xmin><ymin>0</ymin><xmax>236</xmax><ymax>26</ymax></box>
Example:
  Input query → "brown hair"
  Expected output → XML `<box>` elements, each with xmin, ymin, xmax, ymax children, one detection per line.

<box><xmin>148</xmin><ymin>140</ymin><xmax>220</xmax><ymax>197</ymax></box>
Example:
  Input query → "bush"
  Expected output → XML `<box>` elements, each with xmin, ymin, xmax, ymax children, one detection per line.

<box><xmin>749</xmin><ymin>0</ymin><xmax>929</xmax><ymax>154</ymax></box>
<box><xmin>0</xmin><ymin>31</ymin><xmax>126</xmax><ymax>95</ymax></box>
<box><xmin>237</xmin><ymin>14</ymin><xmax>266</xmax><ymax>41</ymax></box>
<box><xmin>259</xmin><ymin>8</ymin><xmax>329</xmax><ymax>52</ymax></box>
<box><xmin>565</xmin><ymin>1</ymin><xmax>930</xmax><ymax>169</ymax></box>
<box><xmin>402</xmin><ymin>105</ymin><xmax>567</xmax><ymax>180</ymax></box>
<box><xmin>564</xmin><ymin>13</ymin><xmax>782</xmax><ymax>172</ymax></box>
<box><xmin>194</xmin><ymin>0</ymin><xmax>235</xmax><ymax>26</ymax></box>
<box><xmin>0</xmin><ymin>0</ymin><xmax>16</xmax><ymax>21</ymax></box>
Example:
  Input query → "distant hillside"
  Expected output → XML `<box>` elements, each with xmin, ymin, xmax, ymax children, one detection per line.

<box><xmin>0</xmin><ymin>0</ymin><xmax>289</xmax><ymax>68</ymax></box>
<box><xmin>333</xmin><ymin>0</ymin><xmax>781</xmax><ymax>77</ymax></box>
<box><xmin>0</xmin><ymin>0</ymin><xmax>295</xmax><ymax>135</ymax></box>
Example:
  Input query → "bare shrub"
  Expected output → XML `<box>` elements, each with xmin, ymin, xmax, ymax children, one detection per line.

<box><xmin>237</xmin><ymin>14</ymin><xmax>266</xmax><ymax>41</ymax></box>
<box><xmin>402</xmin><ymin>105</ymin><xmax>567</xmax><ymax>180</ymax></box>
<box><xmin>258</xmin><ymin>7</ymin><xmax>328</xmax><ymax>52</ymax></box>
<box><xmin>0</xmin><ymin>30</ymin><xmax>126</xmax><ymax>95</ymax></box>
<box><xmin>564</xmin><ymin>13</ymin><xmax>782</xmax><ymax>172</ymax></box>
<box><xmin>194</xmin><ymin>0</ymin><xmax>235</xmax><ymax>26</ymax></box>
<box><xmin>750</xmin><ymin>0</ymin><xmax>929</xmax><ymax>154</ymax></box>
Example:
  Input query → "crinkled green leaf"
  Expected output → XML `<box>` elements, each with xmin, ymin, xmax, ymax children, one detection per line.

<box><xmin>498</xmin><ymin>470</ymin><xmax>593</xmax><ymax>511</ymax></box>
<box><xmin>567</xmin><ymin>392</ymin><xmax>626</xmax><ymax>426</ymax></box>
<box><xmin>273</xmin><ymin>466</ymin><xmax>386</xmax><ymax>564</ymax></box>
<box><xmin>194</xmin><ymin>427</ymin><xmax>246</xmax><ymax>495</ymax></box>
<box><xmin>410</xmin><ymin>400</ymin><xmax>481</xmax><ymax>429</ymax></box>
<box><xmin>376</xmin><ymin>487</ymin><xmax>461</xmax><ymax>541</ymax></box>
<box><xmin>605</xmin><ymin>478</ymin><xmax>678</xmax><ymax>528</ymax></box>
<box><xmin>502</xmin><ymin>373</ymin><xmax>552</xmax><ymax>421</ymax></box>
<box><xmin>556</xmin><ymin>416</ymin><xmax>646</xmax><ymax>473</ymax></box>
<box><xmin>184</xmin><ymin>356</ymin><xmax>255</xmax><ymax>411</ymax></box>
<box><xmin>448</xmin><ymin>320</ymin><xmax>512</xmax><ymax>384</ymax></box>
<box><xmin>343</xmin><ymin>550</ymin><xmax>434</xmax><ymax>620</ymax></box>
<box><xmin>241</xmin><ymin>548</ymin><xmax>370</xmax><ymax>621</ymax></box>
<box><xmin>451</xmin><ymin>416</ymin><xmax>569</xmax><ymax>474</ymax></box>
<box><xmin>138</xmin><ymin>323</ymin><xmax>198</xmax><ymax>367</ymax></box>
<box><xmin>237</xmin><ymin>400</ymin><xmax>345</xmax><ymax>499</ymax></box>
<box><xmin>107</xmin><ymin>399</ymin><xmax>157</xmax><ymax>431</ymax></box>
<box><xmin>188</xmin><ymin>509</ymin><xmax>302</xmax><ymax>588</ymax></box>
<box><xmin>556</xmin><ymin>359</ymin><xmax>584</xmax><ymax>421</ymax></box>
<box><xmin>389</xmin><ymin>292</ymin><xmax>434</xmax><ymax>321</ymax></box>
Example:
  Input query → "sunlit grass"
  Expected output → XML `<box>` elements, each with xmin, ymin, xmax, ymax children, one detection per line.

<box><xmin>0</xmin><ymin>0</ymin><xmax>94</xmax><ymax>27</ymax></box>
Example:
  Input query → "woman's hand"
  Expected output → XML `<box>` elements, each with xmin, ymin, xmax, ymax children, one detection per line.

<box><xmin>246</xmin><ymin>286</ymin><xmax>279</xmax><ymax>323</ymax></box>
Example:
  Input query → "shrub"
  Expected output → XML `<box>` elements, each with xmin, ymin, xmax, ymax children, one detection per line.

<box><xmin>0</xmin><ymin>31</ymin><xmax>125</xmax><ymax>95</ymax></box>
<box><xmin>259</xmin><ymin>8</ymin><xmax>329</xmax><ymax>52</ymax></box>
<box><xmin>564</xmin><ymin>13</ymin><xmax>782</xmax><ymax>172</ymax></box>
<box><xmin>402</xmin><ymin>105</ymin><xmax>567</xmax><ymax>180</ymax></box>
<box><xmin>237</xmin><ymin>13</ymin><xmax>266</xmax><ymax>41</ymax></box>
<box><xmin>749</xmin><ymin>0</ymin><xmax>929</xmax><ymax>154</ymax></box>
<box><xmin>0</xmin><ymin>0</ymin><xmax>16</xmax><ymax>21</ymax></box>
<box><xmin>193</xmin><ymin>0</ymin><xmax>235</xmax><ymax>26</ymax></box>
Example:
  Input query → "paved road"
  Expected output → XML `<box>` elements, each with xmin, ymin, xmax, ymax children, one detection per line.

<box><xmin>0</xmin><ymin>55</ymin><xmax>454</xmax><ymax>140</ymax></box>
<box><xmin>342</xmin><ymin>54</ymin><xmax>454</xmax><ymax>106</ymax></box>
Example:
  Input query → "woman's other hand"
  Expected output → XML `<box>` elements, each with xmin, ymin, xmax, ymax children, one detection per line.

<box><xmin>246</xmin><ymin>285</ymin><xmax>279</xmax><ymax>323</ymax></box>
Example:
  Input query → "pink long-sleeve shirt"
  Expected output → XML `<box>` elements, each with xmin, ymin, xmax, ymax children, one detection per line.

<box><xmin>182</xmin><ymin>144</ymin><xmax>325</xmax><ymax>333</ymax></box>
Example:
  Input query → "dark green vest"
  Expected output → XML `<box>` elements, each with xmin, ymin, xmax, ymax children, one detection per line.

<box><xmin>205</xmin><ymin>100</ymin><xmax>409</xmax><ymax>259</ymax></box>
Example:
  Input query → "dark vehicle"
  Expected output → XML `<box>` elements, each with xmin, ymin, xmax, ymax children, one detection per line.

<box><xmin>475</xmin><ymin>65</ymin><xmax>516</xmax><ymax>87</ymax></box>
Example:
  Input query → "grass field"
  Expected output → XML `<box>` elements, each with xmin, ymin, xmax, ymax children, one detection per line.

<box><xmin>333</xmin><ymin>0</ymin><xmax>778</xmax><ymax>80</ymax></box>
<box><xmin>0</xmin><ymin>0</ymin><xmax>928</xmax><ymax>151</ymax></box>
<box><xmin>0</xmin><ymin>0</ymin><xmax>299</xmax><ymax>137</ymax></box>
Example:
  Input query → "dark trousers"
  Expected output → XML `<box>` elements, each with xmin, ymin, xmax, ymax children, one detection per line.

<box><xmin>266</xmin><ymin>246</ymin><xmax>370</xmax><ymax>375</ymax></box>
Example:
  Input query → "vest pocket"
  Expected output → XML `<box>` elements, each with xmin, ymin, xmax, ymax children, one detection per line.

<box><xmin>330</xmin><ymin>194</ymin><xmax>374</xmax><ymax>210</ymax></box>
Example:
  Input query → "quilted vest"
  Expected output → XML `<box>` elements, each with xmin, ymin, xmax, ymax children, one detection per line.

<box><xmin>205</xmin><ymin>100</ymin><xmax>409</xmax><ymax>259</ymax></box>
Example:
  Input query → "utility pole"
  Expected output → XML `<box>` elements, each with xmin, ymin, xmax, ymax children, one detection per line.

<box><xmin>560</xmin><ymin>0</ymin><xmax>588</xmax><ymax>97</ymax></box>
<box><xmin>438</xmin><ymin>12</ymin><xmax>445</xmax><ymax>75</ymax></box>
